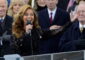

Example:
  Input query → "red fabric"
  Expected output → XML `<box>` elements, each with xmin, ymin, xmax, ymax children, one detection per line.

<box><xmin>50</xmin><ymin>12</ymin><xmax>53</xmax><ymax>24</ymax></box>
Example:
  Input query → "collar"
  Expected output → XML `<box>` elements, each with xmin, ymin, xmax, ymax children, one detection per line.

<box><xmin>0</xmin><ymin>16</ymin><xmax>5</xmax><ymax>20</ymax></box>
<box><xmin>79</xmin><ymin>22</ymin><xmax>85</xmax><ymax>28</ymax></box>
<box><xmin>48</xmin><ymin>7</ymin><xmax>57</xmax><ymax>14</ymax></box>
<box><xmin>70</xmin><ymin>21</ymin><xmax>85</xmax><ymax>32</ymax></box>
<box><xmin>47</xmin><ymin>7</ymin><xmax>57</xmax><ymax>19</ymax></box>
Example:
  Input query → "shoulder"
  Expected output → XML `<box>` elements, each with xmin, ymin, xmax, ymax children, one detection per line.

<box><xmin>65</xmin><ymin>21</ymin><xmax>79</xmax><ymax>32</ymax></box>
<box><xmin>32</xmin><ymin>28</ymin><xmax>42</xmax><ymax>32</ymax></box>
<box><xmin>38</xmin><ymin>8</ymin><xmax>47</xmax><ymax>14</ymax></box>
<box><xmin>57</xmin><ymin>8</ymin><xmax>69</xmax><ymax>15</ymax></box>
<box><xmin>32</xmin><ymin>28</ymin><xmax>43</xmax><ymax>35</ymax></box>
<box><xmin>5</xmin><ymin>15</ymin><xmax>13</xmax><ymax>22</ymax></box>
<box><xmin>5</xmin><ymin>15</ymin><xmax>13</xmax><ymax>21</ymax></box>
<box><xmin>5</xmin><ymin>15</ymin><xmax>13</xmax><ymax>19</ymax></box>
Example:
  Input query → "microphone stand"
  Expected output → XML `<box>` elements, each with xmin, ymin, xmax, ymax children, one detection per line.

<box><xmin>29</xmin><ymin>30</ymin><xmax>34</xmax><ymax>55</ymax></box>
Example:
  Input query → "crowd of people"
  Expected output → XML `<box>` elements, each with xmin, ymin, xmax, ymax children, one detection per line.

<box><xmin>0</xmin><ymin>0</ymin><xmax>85</xmax><ymax>57</ymax></box>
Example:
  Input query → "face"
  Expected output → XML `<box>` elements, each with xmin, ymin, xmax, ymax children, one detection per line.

<box><xmin>77</xmin><ymin>4</ymin><xmax>85</xmax><ymax>23</ymax></box>
<box><xmin>37</xmin><ymin>0</ymin><xmax>46</xmax><ymax>7</ymax></box>
<box><xmin>0</xmin><ymin>0</ymin><xmax>7</xmax><ymax>17</ymax></box>
<box><xmin>45</xmin><ymin>0</ymin><xmax>58</xmax><ymax>10</ymax></box>
<box><xmin>13</xmin><ymin>3</ymin><xmax>23</xmax><ymax>14</ymax></box>
<box><xmin>23</xmin><ymin>9</ymin><xmax>34</xmax><ymax>24</ymax></box>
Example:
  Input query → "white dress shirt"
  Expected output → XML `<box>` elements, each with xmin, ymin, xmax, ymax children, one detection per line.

<box><xmin>0</xmin><ymin>16</ymin><xmax>5</xmax><ymax>22</ymax></box>
<box><xmin>48</xmin><ymin>7</ymin><xmax>57</xmax><ymax>21</ymax></box>
<box><xmin>79</xmin><ymin>22</ymin><xmax>85</xmax><ymax>32</ymax></box>
<box><xmin>79</xmin><ymin>23</ymin><xmax>85</xmax><ymax>29</ymax></box>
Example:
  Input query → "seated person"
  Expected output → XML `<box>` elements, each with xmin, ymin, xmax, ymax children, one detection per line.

<box><xmin>59</xmin><ymin>1</ymin><xmax>85</xmax><ymax>52</ymax></box>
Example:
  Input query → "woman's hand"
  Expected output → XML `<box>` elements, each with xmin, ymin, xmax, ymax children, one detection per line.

<box><xmin>49</xmin><ymin>25</ymin><xmax>62</xmax><ymax>30</ymax></box>
<box><xmin>25</xmin><ymin>24</ymin><xmax>33</xmax><ymax>33</ymax></box>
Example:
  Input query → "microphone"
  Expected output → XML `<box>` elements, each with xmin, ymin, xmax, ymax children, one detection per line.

<box><xmin>26</xmin><ymin>20</ymin><xmax>32</xmax><ymax>35</ymax></box>
<box><xmin>26</xmin><ymin>20</ymin><xmax>32</xmax><ymax>25</ymax></box>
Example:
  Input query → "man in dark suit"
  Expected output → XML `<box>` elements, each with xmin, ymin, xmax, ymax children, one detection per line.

<box><xmin>0</xmin><ymin>0</ymin><xmax>13</xmax><ymax>57</ymax></box>
<box><xmin>38</xmin><ymin>0</ymin><xmax>70</xmax><ymax>54</ymax></box>
<box><xmin>59</xmin><ymin>1</ymin><xmax>85</xmax><ymax>52</ymax></box>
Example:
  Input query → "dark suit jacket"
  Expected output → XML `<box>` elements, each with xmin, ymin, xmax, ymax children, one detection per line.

<box><xmin>59</xmin><ymin>21</ymin><xmax>85</xmax><ymax>52</ymax></box>
<box><xmin>11</xmin><ymin>28</ymin><xmax>56</xmax><ymax>56</ymax></box>
<box><xmin>0</xmin><ymin>40</ymin><xmax>13</xmax><ymax>57</ymax></box>
<box><xmin>0</xmin><ymin>15</ymin><xmax>13</xmax><ymax>57</ymax></box>
<box><xmin>57</xmin><ymin>0</ymin><xmax>69</xmax><ymax>10</ymax></box>
<box><xmin>38</xmin><ymin>8</ymin><xmax>70</xmax><ymax>54</ymax></box>
<box><xmin>11</xmin><ymin>28</ymin><xmax>43</xmax><ymax>56</ymax></box>
<box><xmin>0</xmin><ymin>15</ymin><xmax>13</xmax><ymax>36</ymax></box>
<box><xmin>38</xmin><ymin>8</ymin><xmax>70</xmax><ymax>29</ymax></box>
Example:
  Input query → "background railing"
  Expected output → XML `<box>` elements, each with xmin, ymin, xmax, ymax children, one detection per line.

<box><xmin>0</xmin><ymin>50</ymin><xmax>85</xmax><ymax>60</ymax></box>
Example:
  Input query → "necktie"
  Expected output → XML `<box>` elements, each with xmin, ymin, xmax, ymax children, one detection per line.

<box><xmin>0</xmin><ymin>19</ymin><xmax>3</xmax><ymax>24</ymax></box>
<box><xmin>50</xmin><ymin>12</ymin><xmax>53</xmax><ymax>24</ymax></box>
<box><xmin>80</xmin><ymin>27</ymin><xmax>83</xmax><ymax>32</ymax></box>
<box><xmin>0</xmin><ymin>19</ymin><xmax>4</xmax><ymax>31</ymax></box>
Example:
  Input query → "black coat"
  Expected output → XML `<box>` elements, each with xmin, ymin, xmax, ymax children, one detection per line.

<box><xmin>0</xmin><ymin>15</ymin><xmax>13</xmax><ymax>57</ymax></box>
<box><xmin>0</xmin><ymin>39</ymin><xmax>13</xmax><ymax>57</ymax></box>
<box><xmin>38</xmin><ymin>8</ymin><xmax>70</xmax><ymax>29</ymax></box>
<box><xmin>12</xmin><ymin>28</ymin><xmax>58</xmax><ymax>56</ymax></box>
<box><xmin>57</xmin><ymin>0</ymin><xmax>69</xmax><ymax>10</ymax></box>
<box><xmin>59</xmin><ymin>21</ymin><xmax>85</xmax><ymax>52</ymax></box>
<box><xmin>12</xmin><ymin>28</ymin><xmax>42</xmax><ymax>56</ymax></box>
<box><xmin>38</xmin><ymin>8</ymin><xmax>70</xmax><ymax>54</ymax></box>
<box><xmin>0</xmin><ymin>15</ymin><xmax>13</xmax><ymax>36</ymax></box>
<box><xmin>12</xmin><ymin>27</ymin><xmax>59</xmax><ymax>56</ymax></box>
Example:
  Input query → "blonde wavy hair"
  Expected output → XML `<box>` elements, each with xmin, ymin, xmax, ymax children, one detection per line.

<box><xmin>12</xmin><ymin>4</ymin><xmax>40</xmax><ymax>38</ymax></box>
<box><xmin>7</xmin><ymin>0</ymin><xmax>25</xmax><ymax>17</ymax></box>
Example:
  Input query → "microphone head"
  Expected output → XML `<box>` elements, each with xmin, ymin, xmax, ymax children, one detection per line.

<box><xmin>26</xmin><ymin>20</ymin><xmax>32</xmax><ymax>25</ymax></box>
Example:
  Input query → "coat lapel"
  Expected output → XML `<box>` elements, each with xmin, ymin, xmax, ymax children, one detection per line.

<box><xmin>44</xmin><ymin>9</ymin><xmax>51</xmax><ymax>26</ymax></box>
